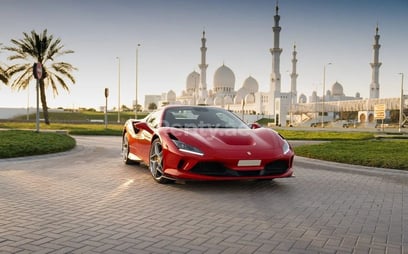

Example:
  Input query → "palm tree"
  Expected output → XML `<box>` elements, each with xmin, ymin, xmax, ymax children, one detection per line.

<box><xmin>0</xmin><ymin>44</ymin><xmax>8</xmax><ymax>85</ymax></box>
<box><xmin>3</xmin><ymin>29</ymin><xmax>76</xmax><ymax>124</ymax></box>
<box><xmin>0</xmin><ymin>64</ymin><xmax>8</xmax><ymax>85</ymax></box>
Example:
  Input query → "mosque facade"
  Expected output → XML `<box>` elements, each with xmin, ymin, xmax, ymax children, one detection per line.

<box><xmin>144</xmin><ymin>3</ymin><xmax>406</xmax><ymax>127</ymax></box>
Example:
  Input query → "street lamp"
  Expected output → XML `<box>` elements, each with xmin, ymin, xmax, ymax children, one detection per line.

<box><xmin>398</xmin><ymin>72</ymin><xmax>404</xmax><ymax>133</ymax></box>
<box><xmin>116</xmin><ymin>57</ymin><xmax>121</xmax><ymax>123</ymax></box>
<box><xmin>135</xmin><ymin>44</ymin><xmax>141</xmax><ymax>119</ymax></box>
<box><xmin>321</xmin><ymin>62</ymin><xmax>332</xmax><ymax>127</ymax></box>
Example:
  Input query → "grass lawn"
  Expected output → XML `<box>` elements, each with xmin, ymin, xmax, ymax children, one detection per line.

<box><xmin>0</xmin><ymin>130</ymin><xmax>76</xmax><ymax>158</ymax></box>
<box><xmin>294</xmin><ymin>140</ymin><xmax>408</xmax><ymax>170</ymax></box>
<box><xmin>1</xmin><ymin>114</ymin><xmax>407</xmax><ymax>170</ymax></box>
<box><xmin>0</xmin><ymin>122</ymin><xmax>123</xmax><ymax>135</ymax></box>
<box><xmin>276</xmin><ymin>129</ymin><xmax>375</xmax><ymax>140</ymax></box>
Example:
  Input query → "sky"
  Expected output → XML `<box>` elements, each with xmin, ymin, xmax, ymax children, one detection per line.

<box><xmin>0</xmin><ymin>0</ymin><xmax>407</xmax><ymax>110</ymax></box>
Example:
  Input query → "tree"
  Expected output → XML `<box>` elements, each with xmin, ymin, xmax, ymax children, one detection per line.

<box><xmin>134</xmin><ymin>103</ymin><xmax>142</xmax><ymax>112</ymax></box>
<box><xmin>148</xmin><ymin>102</ymin><xmax>157</xmax><ymax>110</ymax></box>
<box><xmin>0</xmin><ymin>44</ymin><xmax>8</xmax><ymax>85</ymax></box>
<box><xmin>0</xmin><ymin>63</ymin><xmax>8</xmax><ymax>85</ymax></box>
<box><xmin>3</xmin><ymin>29</ymin><xmax>76</xmax><ymax>124</ymax></box>
<box><xmin>121</xmin><ymin>104</ymin><xmax>131</xmax><ymax>112</ymax></box>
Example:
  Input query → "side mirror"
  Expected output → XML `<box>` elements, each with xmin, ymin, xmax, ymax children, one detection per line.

<box><xmin>133</xmin><ymin>121</ymin><xmax>148</xmax><ymax>134</ymax></box>
<box><xmin>249</xmin><ymin>123</ymin><xmax>262</xmax><ymax>129</ymax></box>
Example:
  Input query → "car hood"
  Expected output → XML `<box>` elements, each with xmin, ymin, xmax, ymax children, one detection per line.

<box><xmin>165</xmin><ymin>127</ymin><xmax>283</xmax><ymax>150</ymax></box>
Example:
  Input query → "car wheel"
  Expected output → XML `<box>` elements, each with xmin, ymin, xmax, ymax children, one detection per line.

<box><xmin>122</xmin><ymin>135</ymin><xmax>135</xmax><ymax>165</ymax></box>
<box><xmin>149</xmin><ymin>139</ymin><xmax>172</xmax><ymax>184</ymax></box>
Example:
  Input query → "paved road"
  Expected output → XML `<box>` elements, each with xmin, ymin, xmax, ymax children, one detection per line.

<box><xmin>0</xmin><ymin>136</ymin><xmax>407</xmax><ymax>254</ymax></box>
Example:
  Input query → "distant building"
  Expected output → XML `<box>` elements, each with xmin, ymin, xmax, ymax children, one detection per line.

<box><xmin>145</xmin><ymin>3</ymin><xmax>404</xmax><ymax>127</ymax></box>
<box><xmin>144</xmin><ymin>95</ymin><xmax>162</xmax><ymax>110</ymax></box>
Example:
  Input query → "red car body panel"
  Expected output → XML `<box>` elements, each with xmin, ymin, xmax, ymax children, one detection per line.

<box><xmin>123</xmin><ymin>105</ymin><xmax>294</xmax><ymax>182</ymax></box>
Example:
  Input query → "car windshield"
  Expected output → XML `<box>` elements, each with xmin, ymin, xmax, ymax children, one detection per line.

<box><xmin>162</xmin><ymin>107</ymin><xmax>249</xmax><ymax>129</ymax></box>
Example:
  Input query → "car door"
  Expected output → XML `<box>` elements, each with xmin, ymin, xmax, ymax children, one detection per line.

<box><xmin>135</xmin><ymin>111</ymin><xmax>160</xmax><ymax>162</ymax></box>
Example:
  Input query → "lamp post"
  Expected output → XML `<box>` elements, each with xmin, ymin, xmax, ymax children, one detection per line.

<box><xmin>398</xmin><ymin>72</ymin><xmax>404</xmax><ymax>133</ymax></box>
<box><xmin>135</xmin><ymin>44</ymin><xmax>141</xmax><ymax>119</ymax></box>
<box><xmin>116</xmin><ymin>57</ymin><xmax>121</xmax><ymax>123</ymax></box>
<box><xmin>104</xmin><ymin>88</ymin><xmax>109</xmax><ymax>129</ymax></box>
<box><xmin>321</xmin><ymin>62</ymin><xmax>332</xmax><ymax>127</ymax></box>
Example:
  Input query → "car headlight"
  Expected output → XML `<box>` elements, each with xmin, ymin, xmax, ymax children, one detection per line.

<box><xmin>282</xmin><ymin>140</ymin><xmax>291</xmax><ymax>155</ymax></box>
<box><xmin>172</xmin><ymin>139</ymin><xmax>204</xmax><ymax>156</ymax></box>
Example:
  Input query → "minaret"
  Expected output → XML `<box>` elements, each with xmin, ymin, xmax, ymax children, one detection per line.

<box><xmin>198</xmin><ymin>30</ymin><xmax>208</xmax><ymax>101</ymax></box>
<box><xmin>290</xmin><ymin>43</ymin><xmax>298</xmax><ymax>105</ymax></box>
<box><xmin>270</xmin><ymin>2</ymin><xmax>282</xmax><ymax>96</ymax></box>
<box><xmin>370</xmin><ymin>25</ymin><xmax>381</xmax><ymax>99</ymax></box>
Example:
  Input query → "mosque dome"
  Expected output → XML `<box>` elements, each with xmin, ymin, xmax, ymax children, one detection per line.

<box><xmin>214</xmin><ymin>96</ymin><xmax>223</xmax><ymax>106</ymax></box>
<box><xmin>236</xmin><ymin>87</ymin><xmax>249</xmax><ymax>98</ymax></box>
<box><xmin>205</xmin><ymin>97</ymin><xmax>214</xmax><ymax>105</ymax></box>
<box><xmin>234</xmin><ymin>94</ymin><xmax>243</xmax><ymax>104</ymax></box>
<box><xmin>245</xmin><ymin>93</ymin><xmax>255</xmax><ymax>104</ymax></box>
<box><xmin>332</xmin><ymin>82</ymin><xmax>344</xmax><ymax>96</ymax></box>
<box><xmin>224</xmin><ymin>95</ymin><xmax>233</xmax><ymax>104</ymax></box>
<box><xmin>299</xmin><ymin>94</ymin><xmax>307</xmax><ymax>103</ymax></box>
<box><xmin>213</xmin><ymin>64</ymin><xmax>235</xmax><ymax>91</ymax></box>
<box><xmin>167</xmin><ymin>90</ymin><xmax>176</xmax><ymax>101</ymax></box>
<box><xmin>242</xmin><ymin>76</ymin><xmax>259</xmax><ymax>93</ymax></box>
<box><xmin>186</xmin><ymin>71</ymin><xmax>200</xmax><ymax>92</ymax></box>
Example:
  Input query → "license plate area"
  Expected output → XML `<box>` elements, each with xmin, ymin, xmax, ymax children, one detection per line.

<box><xmin>237</xmin><ymin>160</ymin><xmax>261</xmax><ymax>166</ymax></box>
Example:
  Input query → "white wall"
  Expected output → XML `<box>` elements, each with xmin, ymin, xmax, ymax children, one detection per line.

<box><xmin>0</xmin><ymin>108</ymin><xmax>33</xmax><ymax>119</ymax></box>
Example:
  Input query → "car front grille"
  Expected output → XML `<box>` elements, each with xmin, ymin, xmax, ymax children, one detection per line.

<box><xmin>190</xmin><ymin>161</ymin><xmax>289</xmax><ymax>177</ymax></box>
<box><xmin>263</xmin><ymin>161</ymin><xmax>290</xmax><ymax>175</ymax></box>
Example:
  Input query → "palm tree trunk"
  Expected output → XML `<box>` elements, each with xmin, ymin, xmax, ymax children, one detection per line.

<box><xmin>39</xmin><ymin>80</ymin><xmax>50</xmax><ymax>125</ymax></box>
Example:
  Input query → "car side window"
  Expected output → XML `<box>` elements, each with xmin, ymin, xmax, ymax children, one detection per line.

<box><xmin>147</xmin><ymin>111</ymin><xmax>161</xmax><ymax>129</ymax></box>
<box><xmin>216</xmin><ymin>112</ymin><xmax>233</xmax><ymax>126</ymax></box>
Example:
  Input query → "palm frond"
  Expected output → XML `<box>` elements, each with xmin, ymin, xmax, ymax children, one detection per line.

<box><xmin>10</xmin><ymin>67</ymin><xmax>32</xmax><ymax>91</ymax></box>
<box><xmin>51</xmin><ymin>62</ymin><xmax>77</xmax><ymax>83</ymax></box>
<box><xmin>46</xmin><ymin>68</ymin><xmax>70</xmax><ymax>93</ymax></box>
<box><xmin>3</xmin><ymin>28</ymin><xmax>77</xmax><ymax>124</ymax></box>
<box><xmin>4</xmin><ymin>29</ymin><xmax>76</xmax><ymax>89</ymax></box>
<box><xmin>0</xmin><ymin>65</ymin><xmax>8</xmax><ymax>84</ymax></box>
<box><xmin>0</xmin><ymin>75</ymin><xmax>8</xmax><ymax>84</ymax></box>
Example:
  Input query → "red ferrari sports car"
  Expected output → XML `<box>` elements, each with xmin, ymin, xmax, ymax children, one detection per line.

<box><xmin>122</xmin><ymin>105</ymin><xmax>294</xmax><ymax>184</ymax></box>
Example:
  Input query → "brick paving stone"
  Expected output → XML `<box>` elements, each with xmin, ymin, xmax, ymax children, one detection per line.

<box><xmin>202</xmin><ymin>250</ymin><xmax>223</xmax><ymax>254</ymax></box>
<box><xmin>0</xmin><ymin>136</ymin><xmax>407</xmax><ymax>254</ymax></box>
<box><xmin>123</xmin><ymin>248</ymin><xmax>151</xmax><ymax>254</ymax></box>
<box><xmin>186</xmin><ymin>244</ymin><xmax>210</xmax><ymax>253</ymax></box>
<box><xmin>164</xmin><ymin>244</ymin><xmax>191</xmax><ymax>253</ymax></box>
<box><xmin>92</xmin><ymin>243</ymin><xmax>116</xmax><ymax>252</ymax></box>
<box><xmin>0</xmin><ymin>246</ymin><xmax>22</xmax><ymax>253</ymax></box>
<box><xmin>69</xmin><ymin>245</ymin><xmax>96</xmax><ymax>254</ymax></box>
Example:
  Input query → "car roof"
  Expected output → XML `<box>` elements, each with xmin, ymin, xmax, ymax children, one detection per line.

<box><xmin>162</xmin><ymin>105</ymin><xmax>216</xmax><ymax>109</ymax></box>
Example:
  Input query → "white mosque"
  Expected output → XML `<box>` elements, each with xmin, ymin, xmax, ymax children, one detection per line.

<box><xmin>144</xmin><ymin>4</ymin><xmax>406</xmax><ymax>127</ymax></box>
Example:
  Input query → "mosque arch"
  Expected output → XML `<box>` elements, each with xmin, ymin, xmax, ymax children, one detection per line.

<box><xmin>368</xmin><ymin>113</ymin><xmax>374</xmax><ymax>123</ymax></box>
<box><xmin>359</xmin><ymin>113</ymin><xmax>366</xmax><ymax>123</ymax></box>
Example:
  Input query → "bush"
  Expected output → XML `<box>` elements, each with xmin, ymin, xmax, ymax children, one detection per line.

<box><xmin>0</xmin><ymin>130</ymin><xmax>76</xmax><ymax>158</ymax></box>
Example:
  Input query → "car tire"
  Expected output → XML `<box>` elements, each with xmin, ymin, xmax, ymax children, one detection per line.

<box><xmin>149</xmin><ymin>139</ymin><xmax>173</xmax><ymax>184</ymax></box>
<box><xmin>122</xmin><ymin>135</ymin><xmax>136</xmax><ymax>165</ymax></box>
